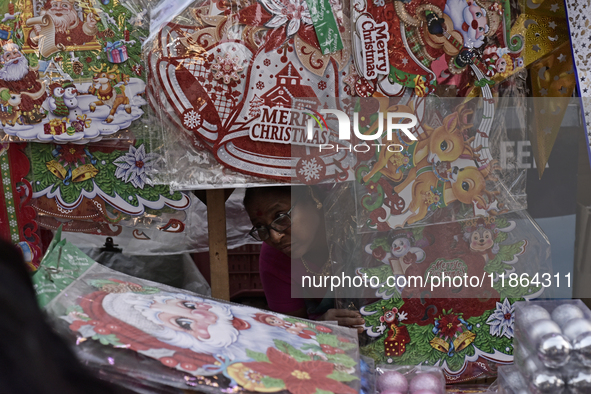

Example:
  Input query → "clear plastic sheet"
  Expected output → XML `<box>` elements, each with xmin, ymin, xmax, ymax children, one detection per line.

<box><xmin>319</xmin><ymin>182</ymin><xmax>553</xmax><ymax>383</ymax></box>
<box><xmin>60</xmin><ymin>188</ymin><xmax>260</xmax><ymax>255</ymax></box>
<box><xmin>0</xmin><ymin>0</ymin><xmax>150</xmax><ymax>143</ymax></box>
<box><xmin>138</xmin><ymin>0</ymin><xmax>353</xmax><ymax>188</ymax></box>
<box><xmin>43</xmin><ymin>263</ymin><xmax>362</xmax><ymax>393</ymax></box>
<box><xmin>24</xmin><ymin>140</ymin><xmax>197</xmax><ymax>236</ymax></box>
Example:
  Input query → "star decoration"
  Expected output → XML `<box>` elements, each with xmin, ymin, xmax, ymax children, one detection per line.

<box><xmin>543</xmin><ymin>127</ymin><xmax>553</xmax><ymax>135</ymax></box>
<box><xmin>550</xmin><ymin>3</ymin><xmax>559</xmax><ymax>11</ymax></box>
<box><xmin>548</xmin><ymin>21</ymin><xmax>557</xmax><ymax>29</ymax></box>
<box><xmin>402</xmin><ymin>57</ymin><xmax>409</xmax><ymax>66</ymax></box>
<box><xmin>539</xmin><ymin>88</ymin><xmax>548</xmax><ymax>96</ymax></box>
<box><xmin>559</xmin><ymin>86</ymin><xmax>568</xmax><ymax>94</ymax></box>
<box><xmin>558</xmin><ymin>53</ymin><xmax>566</xmax><ymax>62</ymax></box>
<box><xmin>532</xmin><ymin>44</ymin><xmax>541</xmax><ymax>52</ymax></box>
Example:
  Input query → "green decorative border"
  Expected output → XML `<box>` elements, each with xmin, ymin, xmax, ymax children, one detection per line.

<box><xmin>1</xmin><ymin>150</ymin><xmax>19</xmax><ymax>243</ymax></box>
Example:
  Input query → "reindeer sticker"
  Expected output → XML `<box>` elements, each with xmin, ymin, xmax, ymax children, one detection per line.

<box><xmin>88</xmin><ymin>64</ymin><xmax>131</xmax><ymax>123</ymax></box>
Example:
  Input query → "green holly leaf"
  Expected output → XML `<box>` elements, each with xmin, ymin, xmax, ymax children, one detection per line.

<box><xmin>300</xmin><ymin>344</ymin><xmax>322</xmax><ymax>352</ymax></box>
<box><xmin>246</xmin><ymin>349</ymin><xmax>269</xmax><ymax>362</ymax></box>
<box><xmin>261</xmin><ymin>377</ymin><xmax>285</xmax><ymax>388</ymax></box>
<box><xmin>327</xmin><ymin>371</ymin><xmax>359</xmax><ymax>382</ymax></box>
<box><xmin>325</xmin><ymin>353</ymin><xmax>357</xmax><ymax>368</ymax></box>
<box><xmin>274</xmin><ymin>340</ymin><xmax>311</xmax><ymax>362</ymax></box>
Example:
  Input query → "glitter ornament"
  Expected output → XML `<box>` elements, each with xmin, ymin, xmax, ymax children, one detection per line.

<box><xmin>563</xmin><ymin>318</ymin><xmax>591</xmax><ymax>341</ymax></box>
<box><xmin>409</xmin><ymin>373</ymin><xmax>443</xmax><ymax>394</ymax></box>
<box><xmin>567</xmin><ymin>370</ymin><xmax>591</xmax><ymax>394</ymax></box>
<box><xmin>573</xmin><ymin>333</ymin><xmax>591</xmax><ymax>366</ymax></box>
<box><xmin>377</xmin><ymin>370</ymin><xmax>409</xmax><ymax>392</ymax></box>
<box><xmin>530</xmin><ymin>319</ymin><xmax>561</xmax><ymax>342</ymax></box>
<box><xmin>520</xmin><ymin>305</ymin><xmax>551</xmax><ymax>326</ymax></box>
<box><xmin>530</xmin><ymin>370</ymin><xmax>566</xmax><ymax>393</ymax></box>
<box><xmin>551</xmin><ymin>304</ymin><xmax>585</xmax><ymax>328</ymax></box>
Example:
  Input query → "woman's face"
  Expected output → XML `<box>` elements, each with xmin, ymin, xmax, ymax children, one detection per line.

<box><xmin>246</xmin><ymin>190</ymin><xmax>322</xmax><ymax>259</ymax></box>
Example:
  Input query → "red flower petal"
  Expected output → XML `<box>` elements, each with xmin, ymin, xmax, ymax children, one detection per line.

<box><xmin>264</xmin><ymin>28</ymin><xmax>288</xmax><ymax>52</ymax></box>
<box><xmin>301</xmin><ymin>360</ymin><xmax>334</xmax><ymax>377</ymax></box>
<box><xmin>266</xmin><ymin>347</ymin><xmax>298</xmax><ymax>370</ymax></box>
<box><xmin>245</xmin><ymin>361</ymin><xmax>290</xmax><ymax>380</ymax></box>
<box><xmin>314</xmin><ymin>377</ymin><xmax>358</xmax><ymax>394</ymax></box>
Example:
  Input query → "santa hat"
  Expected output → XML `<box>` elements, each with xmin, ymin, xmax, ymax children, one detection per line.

<box><xmin>44</xmin><ymin>0</ymin><xmax>75</xmax><ymax>8</ymax></box>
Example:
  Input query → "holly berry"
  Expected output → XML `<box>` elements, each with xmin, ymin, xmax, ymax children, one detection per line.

<box><xmin>316</xmin><ymin>326</ymin><xmax>332</xmax><ymax>333</ymax></box>
<box><xmin>302</xmin><ymin>330</ymin><xmax>316</xmax><ymax>336</ymax></box>
<box><xmin>334</xmin><ymin>348</ymin><xmax>345</xmax><ymax>354</ymax></box>
<box><xmin>320</xmin><ymin>344</ymin><xmax>335</xmax><ymax>354</ymax></box>
<box><xmin>337</xmin><ymin>336</ymin><xmax>350</xmax><ymax>343</ymax></box>
<box><xmin>298</xmin><ymin>334</ymin><xmax>311</xmax><ymax>339</ymax></box>
<box><xmin>160</xmin><ymin>357</ymin><xmax>179</xmax><ymax>367</ymax></box>
<box><xmin>181</xmin><ymin>363</ymin><xmax>198</xmax><ymax>371</ymax></box>
<box><xmin>94</xmin><ymin>327</ymin><xmax>111</xmax><ymax>335</ymax></box>
<box><xmin>69</xmin><ymin>320</ymin><xmax>86</xmax><ymax>331</ymax></box>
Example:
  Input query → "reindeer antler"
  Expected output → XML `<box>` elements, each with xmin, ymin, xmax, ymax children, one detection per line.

<box><xmin>106</xmin><ymin>65</ymin><xmax>119</xmax><ymax>74</ymax></box>
<box><xmin>89</xmin><ymin>64</ymin><xmax>104</xmax><ymax>73</ymax></box>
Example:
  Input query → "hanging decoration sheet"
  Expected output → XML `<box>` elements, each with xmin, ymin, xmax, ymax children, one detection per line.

<box><xmin>0</xmin><ymin>143</ymin><xmax>43</xmax><ymax>269</ymax></box>
<box><xmin>143</xmin><ymin>0</ymin><xmax>359</xmax><ymax>185</ymax></box>
<box><xmin>44</xmin><ymin>260</ymin><xmax>362</xmax><ymax>393</ymax></box>
<box><xmin>352</xmin><ymin>96</ymin><xmax>526</xmax><ymax>230</ymax></box>
<box><xmin>349</xmin><ymin>0</ymin><xmax>526</xmax><ymax>98</ymax></box>
<box><xmin>26</xmin><ymin>141</ymin><xmax>192</xmax><ymax>236</ymax></box>
<box><xmin>322</xmin><ymin>185</ymin><xmax>553</xmax><ymax>383</ymax></box>
<box><xmin>0</xmin><ymin>0</ymin><xmax>147</xmax><ymax>143</ymax></box>
<box><xmin>565</xmin><ymin>0</ymin><xmax>591</xmax><ymax>168</ymax></box>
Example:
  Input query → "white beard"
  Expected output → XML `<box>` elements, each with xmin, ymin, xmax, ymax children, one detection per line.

<box><xmin>444</xmin><ymin>0</ymin><xmax>486</xmax><ymax>49</ymax></box>
<box><xmin>0</xmin><ymin>55</ymin><xmax>29</xmax><ymax>82</ymax></box>
<box><xmin>48</xmin><ymin>9</ymin><xmax>79</xmax><ymax>33</ymax></box>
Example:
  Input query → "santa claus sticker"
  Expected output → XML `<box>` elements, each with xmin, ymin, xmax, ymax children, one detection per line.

<box><xmin>0</xmin><ymin>0</ymin><xmax>147</xmax><ymax>142</ymax></box>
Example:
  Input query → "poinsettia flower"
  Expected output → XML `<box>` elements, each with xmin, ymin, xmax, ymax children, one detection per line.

<box><xmin>438</xmin><ymin>313</ymin><xmax>461</xmax><ymax>338</ymax></box>
<box><xmin>113</xmin><ymin>145</ymin><xmax>158</xmax><ymax>189</ymax></box>
<box><xmin>61</xmin><ymin>145</ymin><xmax>87</xmax><ymax>163</ymax></box>
<box><xmin>259</xmin><ymin>0</ymin><xmax>313</xmax><ymax>37</ymax></box>
<box><xmin>244</xmin><ymin>348</ymin><xmax>356</xmax><ymax>394</ymax></box>
<box><xmin>486</xmin><ymin>298</ymin><xmax>514</xmax><ymax>339</ymax></box>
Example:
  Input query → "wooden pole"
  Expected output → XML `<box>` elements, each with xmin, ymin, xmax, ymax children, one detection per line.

<box><xmin>206</xmin><ymin>189</ymin><xmax>230</xmax><ymax>300</ymax></box>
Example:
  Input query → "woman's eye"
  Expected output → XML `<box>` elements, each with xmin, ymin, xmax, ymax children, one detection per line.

<box><xmin>176</xmin><ymin>318</ymin><xmax>193</xmax><ymax>330</ymax></box>
<box><xmin>182</xmin><ymin>302</ymin><xmax>196</xmax><ymax>310</ymax></box>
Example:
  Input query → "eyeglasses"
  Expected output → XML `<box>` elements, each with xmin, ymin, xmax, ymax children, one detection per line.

<box><xmin>248</xmin><ymin>206</ymin><xmax>293</xmax><ymax>242</ymax></box>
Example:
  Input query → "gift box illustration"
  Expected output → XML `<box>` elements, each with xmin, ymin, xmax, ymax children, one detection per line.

<box><xmin>104</xmin><ymin>41</ymin><xmax>129</xmax><ymax>64</ymax></box>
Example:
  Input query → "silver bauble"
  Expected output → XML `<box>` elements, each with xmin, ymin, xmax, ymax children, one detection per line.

<box><xmin>551</xmin><ymin>304</ymin><xmax>585</xmax><ymax>328</ymax></box>
<box><xmin>530</xmin><ymin>319</ymin><xmax>562</xmax><ymax>342</ymax></box>
<box><xmin>567</xmin><ymin>370</ymin><xmax>591</xmax><ymax>394</ymax></box>
<box><xmin>563</xmin><ymin>318</ymin><xmax>591</xmax><ymax>341</ymax></box>
<box><xmin>529</xmin><ymin>370</ymin><xmax>566</xmax><ymax>394</ymax></box>
<box><xmin>538</xmin><ymin>333</ymin><xmax>571</xmax><ymax>368</ymax></box>
<box><xmin>520</xmin><ymin>305</ymin><xmax>551</xmax><ymax>326</ymax></box>
<box><xmin>574</xmin><ymin>332</ymin><xmax>591</xmax><ymax>367</ymax></box>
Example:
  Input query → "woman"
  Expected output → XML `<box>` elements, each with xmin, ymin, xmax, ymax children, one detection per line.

<box><xmin>243</xmin><ymin>186</ymin><xmax>365</xmax><ymax>332</ymax></box>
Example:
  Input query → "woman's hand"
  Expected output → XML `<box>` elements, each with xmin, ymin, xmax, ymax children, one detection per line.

<box><xmin>319</xmin><ymin>309</ymin><xmax>365</xmax><ymax>333</ymax></box>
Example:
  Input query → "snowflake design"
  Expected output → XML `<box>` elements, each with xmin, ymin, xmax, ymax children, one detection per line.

<box><xmin>264</xmin><ymin>59</ymin><xmax>271</xmax><ymax>66</ymax></box>
<box><xmin>9</xmin><ymin>219</ymin><xmax>16</xmax><ymax>227</ymax></box>
<box><xmin>7</xmin><ymin>206</ymin><xmax>14</xmax><ymax>214</ymax></box>
<box><xmin>298</xmin><ymin>157</ymin><xmax>322</xmax><ymax>182</ymax></box>
<box><xmin>113</xmin><ymin>145</ymin><xmax>158</xmax><ymax>189</ymax></box>
<box><xmin>5</xmin><ymin>191</ymin><xmax>12</xmax><ymax>201</ymax></box>
<box><xmin>318</xmin><ymin>81</ymin><xmax>327</xmax><ymax>90</ymax></box>
<box><xmin>260</xmin><ymin>0</ymin><xmax>313</xmax><ymax>37</ymax></box>
<box><xmin>1</xmin><ymin>163</ymin><xmax>8</xmax><ymax>172</ymax></box>
<box><xmin>486</xmin><ymin>298</ymin><xmax>515</xmax><ymax>339</ymax></box>
<box><xmin>211</xmin><ymin>53</ymin><xmax>244</xmax><ymax>84</ymax></box>
<box><xmin>11</xmin><ymin>233</ymin><xmax>19</xmax><ymax>242</ymax></box>
<box><xmin>183</xmin><ymin>110</ymin><xmax>202</xmax><ymax>130</ymax></box>
<box><xmin>2</xmin><ymin>175</ymin><xmax>11</xmax><ymax>186</ymax></box>
<box><xmin>256</xmin><ymin>81</ymin><xmax>265</xmax><ymax>90</ymax></box>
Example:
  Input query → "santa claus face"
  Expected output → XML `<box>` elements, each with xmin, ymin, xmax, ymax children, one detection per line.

<box><xmin>47</xmin><ymin>0</ymin><xmax>79</xmax><ymax>32</ymax></box>
<box><xmin>2</xmin><ymin>48</ymin><xmax>21</xmax><ymax>64</ymax></box>
<box><xmin>150</xmin><ymin>298</ymin><xmax>220</xmax><ymax>341</ymax></box>
<box><xmin>464</xmin><ymin>4</ymin><xmax>488</xmax><ymax>40</ymax></box>
<box><xmin>0</xmin><ymin>46</ymin><xmax>29</xmax><ymax>81</ymax></box>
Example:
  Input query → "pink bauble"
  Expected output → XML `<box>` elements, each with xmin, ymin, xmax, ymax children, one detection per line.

<box><xmin>377</xmin><ymin>370</ymin><xmax>409</xmax><ymax>392</ymax></box>
<box><xmin>409</xmin><ymin>373</ymin><xmax>443</xmax><ymax>394</ymax></box>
